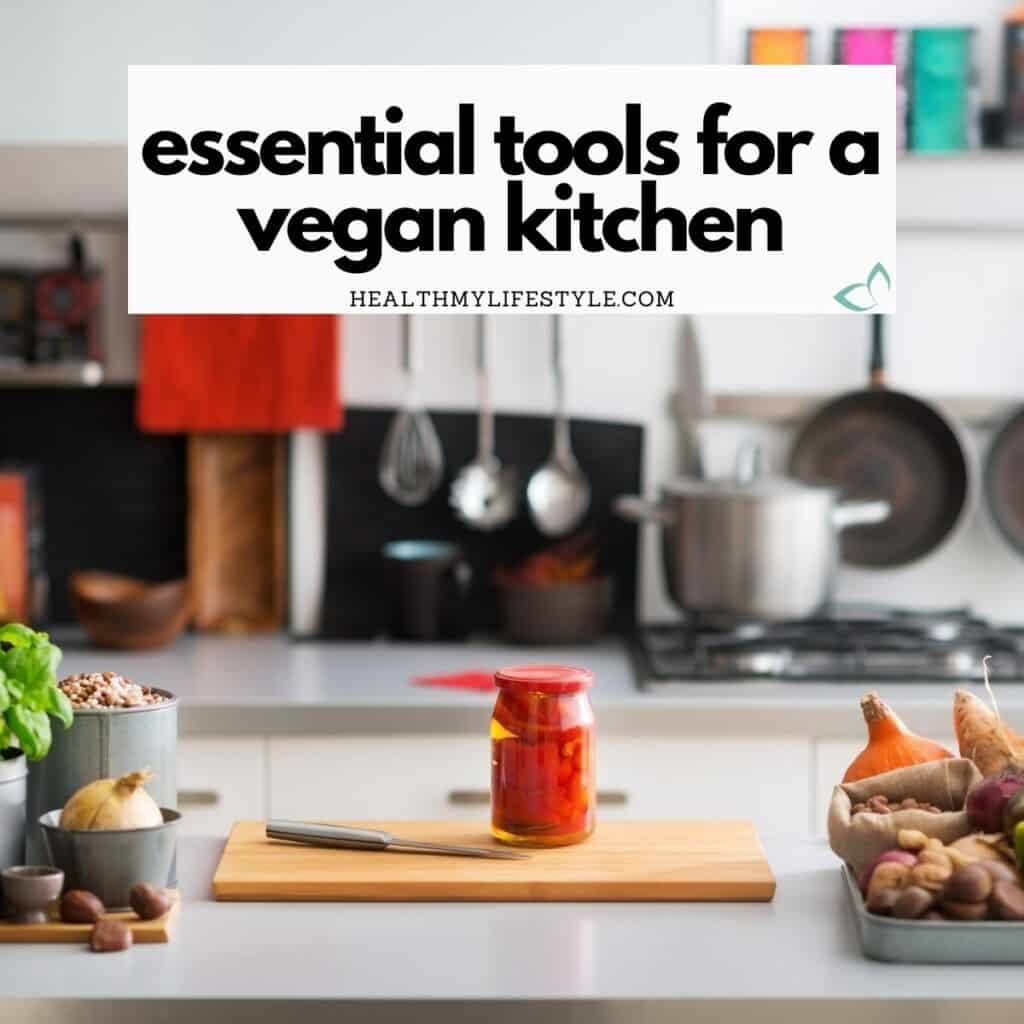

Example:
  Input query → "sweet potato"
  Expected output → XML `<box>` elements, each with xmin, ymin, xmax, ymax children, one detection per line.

<box><xmin>953</xmin><ymin>689</ymin><xmax>1024</xmax><ymax>778</ymax></box>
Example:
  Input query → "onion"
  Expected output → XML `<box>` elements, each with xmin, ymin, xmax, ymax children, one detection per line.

<box><xmin>859</xmin><ymin>849</ymin><xmax>917</xmax><ymax>895</ymax></box>
<box><xmin>60</xmin><ymin>769</ymin><xmax>163</xmax><ymax>831</ymax></box>
<box><xmin>965</xmin><ymin>767</ymin><xmax>1024</xmax><ymax>833</ymax></box>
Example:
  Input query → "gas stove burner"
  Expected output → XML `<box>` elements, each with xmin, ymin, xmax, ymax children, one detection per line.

<box><xmin>633</xmin><ymin>607</ymin><xmax>1024</xmax><ymax>687</ymax></box>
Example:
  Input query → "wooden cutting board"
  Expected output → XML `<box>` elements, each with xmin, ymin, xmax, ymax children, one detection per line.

<box><xmin>0</xmin><ymin>892</ymin><xmax>179</xmax><ymax>943</ymax></box>
<box><xmin>213</xmin><ymin>821</ymin><xmax>775</xmax><ymax>902</ymax></box>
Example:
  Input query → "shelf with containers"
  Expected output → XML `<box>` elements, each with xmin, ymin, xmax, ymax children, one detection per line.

<box><xmin>716</xmin><ymin>0</ymin><xmax>1024</xmax><ymax>229</ymax></box>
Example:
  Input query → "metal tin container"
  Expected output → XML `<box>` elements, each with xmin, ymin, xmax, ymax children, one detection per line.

<box><xmin>25</xmin><ymin>690</ymin><xmax>178</xmax><ymax>864</ymax></box>
<box><xmin>844</xmin><ymin>865</ymin><xmax>1024</xmax><ymax>963</ymax></box>
<box><xmin>39</xmin><ymin>808</ymin><xmax>180</xmax><ymax>910</ymax></box>
<box><xmin>0</xmin><ymin>752</ymin><xmax>28</xmax><ymax>878</ymax></box>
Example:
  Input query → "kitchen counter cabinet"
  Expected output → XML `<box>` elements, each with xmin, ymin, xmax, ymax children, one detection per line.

<box><xmin>269</xmin><ymin>735</ymin><xmax>811</xmax><ymax>834</ymax></box>
<box><xmin>9</xmin><ymin>834</ymin><xmax>1024</xmax><ymax>1024</ymax></box>
<box><xmin>177</xmin><ymin>737</ymin><xmax>267</xmax><ymax>837</ymax></box>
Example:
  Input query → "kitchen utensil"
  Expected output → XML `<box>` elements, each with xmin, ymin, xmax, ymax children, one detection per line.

<box><xmin>526</xmin><ymin>317</ymin><xmax>590</xmax><ymax>537</ymax></box>
<box><xmin>615</xmin><ymin>447</ymin><xmax>890</xmax><ymax>621</ymax></box>
<box><xmin>381</xmin><ymin>540</ymin><xmax>471</xmax><ymax>641</ymax></box>
<box><xmin>675</xmin><ymin>316</ymin><xmax>707</xmax><ymax>479</ymax></box>
<box><xmin>789</xmin><ymin>315</ymin><xmax>973</xmax><ymax>568</ymax></box>
<box><xmin>0</xmin><ymin>890</ymin><xmax>179</xmax><ymax>944</ymax></box>
<box><xmin>69</xmin><ymin>571</ymin><xmax>190</xmax><ymax>650</ymax></box>
<box><xmin>38</xmin><ymin>808</ymin><xmax>181</xmax><ymax>911</ymax></box>
<box><xmin>843</xmin><ymin>865</ymin><xmax>1024</xmax><ymax>964</ymax></box>
<box><xmin>26</xmin><ymin>689</ymin><xmax>178</xmax><ymax>866</ymax></box>
<box><xmin>214</xmin><ymin>819</ymin><xmax>776</xmax><ymax>902</ymax></box>
<box><xmin>984</xmin><ymin>407</ymin><xmax>1024</xmax><ymax>557</ymax></box>
<box><xmin>497</xmin><ymin>576</ymin><xmax>612</xmax><ymax>645</ymax></box>
<box><xmin>379</xmin><ymin>316</ymin><xmax>444</xmax><ymax>506</ymax></box>
<box><xmin>189</xmin><ymin>434</ymin><xmax>286</xmax><ymax>632</ymax></box>
<box><xmin>450</xmin><ymin>316</ymin><xmax>518</xmax><ymax>530</ymax></box>
<box><xmin>1</xmin><ymin>866</ymin><xmax>63</xmax><ymax>924</ymax></box>
<box><xmin>266</xmin><ymin>821</ymin><xmax>529</xmax><ymax>860</ymax></box>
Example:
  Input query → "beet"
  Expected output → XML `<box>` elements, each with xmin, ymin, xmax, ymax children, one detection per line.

<box><xmin>966</xmin><ymin>768</ymin><xmax>1024</xmax><ymax>833</ymax></box>
<box><xmin>859</xmin><ymin>849</ymin><xmax>917</xmax><ymax>895</ymax></box>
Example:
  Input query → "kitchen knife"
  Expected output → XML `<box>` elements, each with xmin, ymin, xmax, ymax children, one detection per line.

<box><xmin>675</xmin><ymin>316</ymin><xmax>707</xmax><ymax>479</ymax></box>
<box><xmin>266</xmin><ymin>821</ymin><xmax>530</xmax><ymax>860</ymax></box>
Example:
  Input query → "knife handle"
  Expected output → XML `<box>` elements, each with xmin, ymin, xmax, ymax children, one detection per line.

<box><xmin>266</xmin><ymin>821</ymin><xmax>395</xmax><ymax>850</ymax></box>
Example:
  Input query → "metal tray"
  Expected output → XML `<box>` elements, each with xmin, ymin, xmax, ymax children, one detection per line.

<box><xmin>844</xmin><ymin>865</ymin><xmax>1024</xmax><ymax>963</ymax></box>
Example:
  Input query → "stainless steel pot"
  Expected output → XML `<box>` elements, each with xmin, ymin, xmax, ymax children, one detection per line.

<box><xmin>616</xmin><ymin>472</ymin><xmax>890</xmax><ymax>621</ymax></box>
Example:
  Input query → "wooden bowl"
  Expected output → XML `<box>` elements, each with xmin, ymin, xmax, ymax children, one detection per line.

<box><xmin>69</xmin><ymin>572</ymin><xmax>191</xmax><ymax>651</ymax></box>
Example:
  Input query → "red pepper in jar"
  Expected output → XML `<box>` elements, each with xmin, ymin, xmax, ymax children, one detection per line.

<box><xmin>490</xmin><ymin>665</ymin><xmax>595</xmax><ymax>847</ymax></box>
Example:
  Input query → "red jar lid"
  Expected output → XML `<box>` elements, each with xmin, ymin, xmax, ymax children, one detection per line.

<box><xmin>494</xmin><ymin>664</ymin><xmax>594</xmax><ymax>695</ymax></box>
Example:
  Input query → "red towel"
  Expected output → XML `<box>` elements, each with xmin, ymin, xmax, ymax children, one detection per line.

<box><xmin>413</xmin><ymin>671</ymin><xmax>497</xmax><ymax>693</ymax></box>
<box><xmin>137</xmin><ymin>315</ymin><xmax>342</xmax><ymax>433</ymax></box>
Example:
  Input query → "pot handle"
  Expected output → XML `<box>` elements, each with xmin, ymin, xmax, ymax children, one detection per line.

<box><xmin>614</xmin><ymin>495</ymin><xmax>676</xmax><ymax>526</ymax></box>
<box><xmin>832</xmin><ymin>499</ymin><xmax>891</xmax><ymax>530</ymax></box>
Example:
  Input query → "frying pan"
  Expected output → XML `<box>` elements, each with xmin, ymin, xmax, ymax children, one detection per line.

<box><xmin>985</xmin><ymin>407</ymin><xmax>1024</xmax><ymax>556</ymax></box>
<box><xmin>788</xmin><ymin>316</ymin><xmax>973</xmax><ymax>568</ymax></box>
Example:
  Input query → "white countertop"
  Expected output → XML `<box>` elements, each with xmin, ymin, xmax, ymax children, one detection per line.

<box><xmin>6</xmin><ymin>835</ymin><xmax>1024</xmax><ymax>1023</ymax></box>
<box><xmin>53</xmin><ymin>633</ymin><xmax>1024</xmax><ymax>739</ymax></box>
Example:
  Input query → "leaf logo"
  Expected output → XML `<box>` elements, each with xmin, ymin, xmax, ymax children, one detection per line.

<box><xmin>834</xmin><ymin>262</ymin><xmax>892</xmax><ymax>312</ymax></box>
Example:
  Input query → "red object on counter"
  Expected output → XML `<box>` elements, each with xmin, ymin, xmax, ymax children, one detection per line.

<box><xmin>137</xmin><ymin>315</ymin><xmax>342</xmax><ymax>432</ymax></box>
<box><xmin>413</xmin><ymin>670</ymin><xmax>496</xmax><ymax>692</ymax></box>
<box><xmin>490</xmin><ymin>665</ymin><xmax>595</xmax><ymax>848</ymax></box>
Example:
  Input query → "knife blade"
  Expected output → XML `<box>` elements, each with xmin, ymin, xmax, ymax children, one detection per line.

<box><xmin>675</xmin><ymin>316</ymin><xmax>707</xmax><ymax>479</ymax></box>
<box><xmin>266</xmin><ymin>820</ymin><xmax>530</xmax><ymax>860</ymax></box>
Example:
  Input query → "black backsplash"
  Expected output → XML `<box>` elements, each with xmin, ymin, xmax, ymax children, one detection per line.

<box><xmin>0</xmin><ymin>387</ymin><xmax>187</xmax><ymax>624</ymax></box>
<box><xmin>0</xmin><ymin>390</ymin><xmax>641</xmax><ymax>634</ymax></box>
<box><xmin>318</xmin><ymin>409</ymin><xmax>643</xmax><ymax>639</ymax></box>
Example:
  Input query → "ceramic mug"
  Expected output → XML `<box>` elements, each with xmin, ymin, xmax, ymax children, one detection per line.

<box><xmin>382</xmin><ymin>540</ymin><xmax>472</xmax><ymax>641</ymax></box>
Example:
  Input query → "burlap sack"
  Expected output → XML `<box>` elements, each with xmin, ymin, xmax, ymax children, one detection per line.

<box><xmin>827</xmin><ymin>758</ymin><xmax>982</xmax><ymax>874</ymax></box>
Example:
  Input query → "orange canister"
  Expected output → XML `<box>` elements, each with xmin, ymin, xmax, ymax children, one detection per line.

<box><xmin>490</xmin><ymin>665</ymin><xmax>595</xmax><ymax>847</ymax></box>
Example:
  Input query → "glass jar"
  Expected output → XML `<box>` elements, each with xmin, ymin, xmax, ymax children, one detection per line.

<box><xmin>490</xmin><ymin>664</ymin><xmax>595</xmax><ymax>847</ymax></box>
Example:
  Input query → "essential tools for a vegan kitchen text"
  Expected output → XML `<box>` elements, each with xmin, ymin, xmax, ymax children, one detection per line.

<box><xmin>266</xmin><ymin>821</ymin><xmax>529</xmax><ymax>860</ymax></box>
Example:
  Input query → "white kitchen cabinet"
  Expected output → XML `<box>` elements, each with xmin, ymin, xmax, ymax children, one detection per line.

<box><xmin>598</xmin><ymin>737</ymin><xmax>811</xmax><ymax>836</ymax></box>
<box><xmin>813</xmin><ymin>737</ymin><xmax>959</xmax><ymax>836</ymax></box>
<box><xmin>269</xmin><ymin>735</ymin><xmax>812</xmax><ymax>837</ymax></box>
<box><xmin>177</xmin><ymin>737</ymin><xmax>266</xmax><ymax>838</ymax></box>
<box><xmin>269</xmin><ymin>736</ymin><xmax>491</xmax><ymax>822</ymax></box>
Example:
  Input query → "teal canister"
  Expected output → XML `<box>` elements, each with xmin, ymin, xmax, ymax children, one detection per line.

<box><xmin>25</xmin><ymin>691</ymin><xmax>178</xmax><ymax>864</ymax></box>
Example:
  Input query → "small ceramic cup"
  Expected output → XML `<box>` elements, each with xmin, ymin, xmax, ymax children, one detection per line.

<box><xmin>1</xmin><ymin>865</ymin><xmax>64</xmax><ymax>924</ymax></box>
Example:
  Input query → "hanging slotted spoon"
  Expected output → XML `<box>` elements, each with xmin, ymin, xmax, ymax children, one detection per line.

<box><xmin>378</xmin><ymin>316</ymin><xmax>445</xmax><ymax>506</ymax></box>
<box><xmin>450</xmin><ymin>315</ymin><xmax>518</xmax><ymax>530</ymax></box>
<box><xmin>526</xmin><ymin>316</ymin><xmax>591</xmax><ymax>537</ymax></box>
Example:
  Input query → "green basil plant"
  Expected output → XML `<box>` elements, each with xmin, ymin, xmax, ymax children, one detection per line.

<box><xmin>0</xmin><ymin>623</ymin><xmax>72</xmax><ymax>761</ymax></box>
